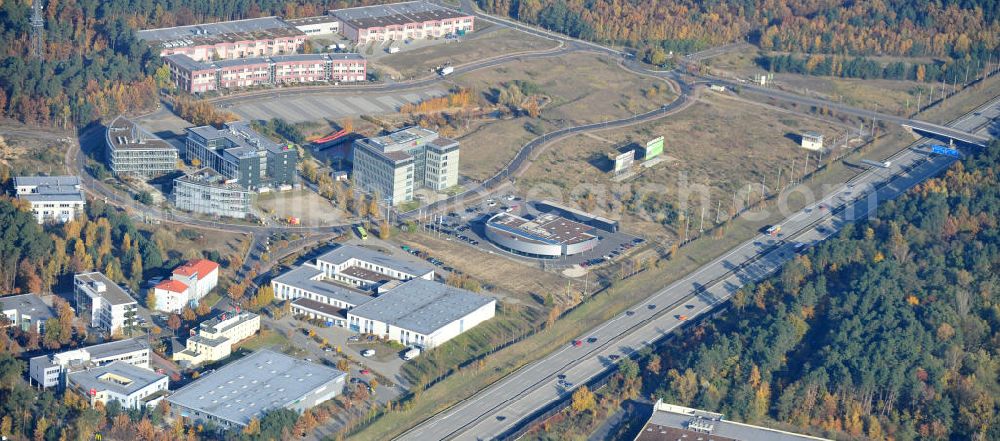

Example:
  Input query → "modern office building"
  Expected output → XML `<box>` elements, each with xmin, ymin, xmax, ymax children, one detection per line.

<box><xmin>29</xmin><ymin>338</ymin><xmax>151</xmax><ymax>388</ymax></box>
<box><xmin>351</xmin><ymin>126</ymin><xmax>459</xmax><ymax>205</ymax></box>
<box><xmin>167</xmin><ymin>350</ymin><xmax>347</xmax><ymax>429</ymax></box>
<box><xmin>13</xmin><ymin>176</ymin><xmax>86</xmax><ymax>224</ymax></box>
<box><xmin>273</xmin><ymin>245</ymin><xmax>492</xmax><ymax>347</ymax></box>
<box><xmin>332</xmin><ymin>1</ymin><xmax>474</xmax><ymax>44</ymax></box>
<box><xmin>346</xmin><ymin>279</ymin><xmax>495</xmax><ymax>348</ymax></box>
<box><xmin>173</xmin><ymin>311</ymin><xmax>260</xmax><ymax>367</ymax></box>
<box><xmin>138</xmin><ymin>17</ymin><xmax>306</xmax><ymax>62</ymax></box>
<box><xmin>67</xmin><ymin>361</ymin><xmax>169</xmax><ymax>409</ymax></box>
<box><xmin>634</xmin><ymin>400</ymin><xmax>828</xmax><ymax>441</ymax></box>
<box><xmin>184</xmin><ymin>121</ymin><xmax>298</xmax><ymax>190</ymax></box>
<box><xmin>163</xmin><ymin>52</ymin><xmax>367</xmax><ymax>93</ymax></box>
<box><xmin>74</xmin><ymin>272</ymin><xmax>138</xmax><ymax>336</ymax></box>
<box><xmin>104</xmin><ymin>116</ymin><xmax>179</xmax><ymax>180</ymax></box>
<box><xmin>0</xmin><ymin>293</ymin><xmax>54</xmax><ymax>333</ymax></box>
<box><xmin>173</xmin><ymin>168</ymin><xmax>255</xmax><ymax>219</ymax></box>
<box><xmin>485</xmin><ymin>212</ymin><xmax>600</xmax><ymax>258</ymax></box>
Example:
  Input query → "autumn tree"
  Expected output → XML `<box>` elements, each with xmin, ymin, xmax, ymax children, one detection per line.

<box><xmin>570</xmin><ymin>386</ymin><xmax>596</xmax><ymax>413</ymax></box>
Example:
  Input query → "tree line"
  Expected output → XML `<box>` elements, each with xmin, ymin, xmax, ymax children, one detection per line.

<box><xmin>635</xmin><ymin>140</ymin><xmax>1000</xmax><ymax>439</ymax></box>
<box><xmin>477</xmin><ymin>0</ymin><xmax>998</xmax><ymax>66</ymax></box>
<box><xmin>756</xmin><ymin>54</ymin><xmax>983</xmax><ymax>84</ymax></box>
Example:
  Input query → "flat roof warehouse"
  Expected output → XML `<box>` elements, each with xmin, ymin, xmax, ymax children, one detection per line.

<box><xmin>167</xmin><ymin>350</ymin><xmax>346</xmax><ymax>427</ymax></box>
<box><xmin>332</xmin><ymin>1</ymin><xmax>469</xmax><ymax>29</ymax></box>
<box><xmin>137</xmin><ymin>17</ymin><xmax>302</xmax><ymax>45</ymax></box>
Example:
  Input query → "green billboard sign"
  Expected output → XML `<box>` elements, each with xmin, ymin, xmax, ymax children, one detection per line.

<box><xmin>645</xmin><ymin>136</ymin><xmax>664</xmax><ymax>160</ymax></box>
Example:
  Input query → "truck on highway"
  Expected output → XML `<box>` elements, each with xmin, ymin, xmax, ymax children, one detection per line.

<box><xmin>438</xmin><ymin>65</ymin><xmax>454</xmax><ymax>76</ymax></box>
<box><xmin>402</xmin><ymin>347</ymin><xmax>421</xmax><ymax>360</ymax></box>
<box><xmin>861</xmin><ymin>159</ymin><xmax>892</xmax><ymax>168</ymax></box>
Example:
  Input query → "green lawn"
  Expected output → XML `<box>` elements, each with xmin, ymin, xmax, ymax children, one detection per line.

<box><xmin>235</xmin><ymin>327</ymin><xmax>290</xmax><ymax>352</ymax></box>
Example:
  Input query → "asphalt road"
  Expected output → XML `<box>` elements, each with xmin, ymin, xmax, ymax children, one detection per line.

<box><xmin>708</xmin><ymin>77</ymin><xmax>990</xmax><ymax>147</ymax></box>
<box><xmin>397</xmin><ymin>97</ymin><xmax>998</xmax><ymax>440</ymax></box>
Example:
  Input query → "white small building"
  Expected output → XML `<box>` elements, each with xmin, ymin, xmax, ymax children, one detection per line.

<box><xmin>346</xmin><ymin>278</ymin><xmax>495</xmax><ymax>348</ymax></box>
<box><xmin>171</xmin><ymin>259</ymin><xmax>219</xmax><ymax>301</ymax></box>
<box><xmin>74</xmin><ymin>272</ymin><xmax>138</xmax><ymax>335</ymax></box>
<box><xmin>0</xmin><ymin>293</ymin><xmax>55</xmax><ymax>333</ymax></box>
<box><xmin>153</xmin><ymin>279</ymin><xmax>191</xmax><ymax>313</ymax></box>
<box><xmin>13</xmin><ymin>176</ymin><xmax>86</xmax><ymax>224</ymax></box>
<box><xmin>67</xmin><ymin>361</ymin><xmax>168</xmax><ymax>409</ymax></box>
<box><xmin>29</xmin><ymin>338</ymin><xmax>151</xmax><ymax>388</ymax></box>
<box><xmin>284</xmin><ymin>15</ymin><xmax>340</xmax><ymax>36</ymax></box>
<box><xmin>801</xmin><ymin>131</ymin><xmax>824</xmax><ymax>151</ymax></box>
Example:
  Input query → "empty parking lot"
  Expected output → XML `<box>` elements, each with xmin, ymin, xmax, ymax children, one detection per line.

<box><xmin>225</xmin><ymin>88</ymin><xmax>448</xmax><ymax>123</ymax></box>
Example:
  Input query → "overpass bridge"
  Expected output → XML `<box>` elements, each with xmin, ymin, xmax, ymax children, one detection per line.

<box><xmin>709</xmin><ymin>78</ymin><xmax>990</xmax><ymax>147</ymax></box>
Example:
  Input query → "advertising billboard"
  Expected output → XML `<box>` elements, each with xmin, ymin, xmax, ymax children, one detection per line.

<box><xmin>610</xmin><ymin>149</ymin><xmax>635</xmax><ymax>175</ymax></box>
<box><xmin>645</xmin><ymin>136</ymin><xmax>664</xmax><ymax>160</ymax></box>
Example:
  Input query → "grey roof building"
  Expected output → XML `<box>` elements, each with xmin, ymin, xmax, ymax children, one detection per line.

<box><xmin>137</xmin><ymin>17</ymin><xmax>296</xmax><ymax>43</ymax></box>
<box><xmin>167</xmin><ymin>350</ymin><xmax>346</xmax><ymax>429</ymax></box>
<box><xmin>184</xmin><ymin>121</ymin><xmax>298</xmax><ymax>190</ymax></box>
<box><xmin>272</xmin><ymin>265</ymin><xmax>373</xmax><ymax>308</ymax></box>
<box><xmin>13</xmin><ymin>176</ymin><xmax>86</xmax><ymax>224</ymax></box>
<box><xmin>104</xmin><ymin>116</ymin><xmax>179</xmax><ymax>180</ymax></box>
<box><xmin>315</xmin><ymin>244</ymin><xmax>435</xmax><ymax>286</ymax></box>
<box><xmin>347</xmin><ymin>278</ymin><xmax>495</xmax><ymax>348</ymax></box>
<box><xmin>29</xmin><ymin>338</ymin><xmax>151</xmax><ymax>388</ymax></box>
<box><xmin>351</xmin><ymin>126</ymin><xmax>460</xmax><ymax>206</ymax></box>
<box><xmin>173</xmin><ymin>168</ymin><xmax>254</xmax><ymax>219</ymax></box>
<box><xmin>635</xmin><ymin>400</ymin><xmax>829</xmax><ymax>441</ymax></box>
<box><xmin>67</xmin><ymin>361</ymin><xmax>168</xmax><ymax>409</ymax></box>
<box><xmin>0</xmin><ymin>293</ymin><xmax>55</xmax><ymax>333</ymax></box>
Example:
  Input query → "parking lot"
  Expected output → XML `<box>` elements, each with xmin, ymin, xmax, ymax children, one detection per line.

<box><xmin>415</xmin><ymin>198</ymin><xmax>645</xmax><ymax>271</ymax></box>
<box><xmin>225</xmin><ymin>88</ymin><xmax>448</xmax><ymax>123</ymax></box>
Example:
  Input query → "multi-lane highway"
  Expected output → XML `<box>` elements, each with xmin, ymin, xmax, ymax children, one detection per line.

<box><xmin>398</xmin><ymin>96</ymin><xmax>997</xmax><ymax>440</ymax></box>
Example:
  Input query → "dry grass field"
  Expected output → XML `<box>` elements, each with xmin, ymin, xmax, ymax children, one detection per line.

<box><xmin>395</xmin><ymin>230</ymin><xmax>565</xmax><ymax>305</ymax></box>
<box><xmin>256</xmin><ymin>189</ymin><xmax>351</xmax><ymax>227</ymax></box>
<box><xmin>454</xmin><ymin>52</ymin><xmax>672</xmax><ymax>126</ymax></box>
<box><xmin>516</xmin><ymin>92</ymin><xmax>849</xmax><ymax>241</ymax></box>
<box><xmin>373</xmin><ymin>26</ymin><xmax>560</xmax><ymax>79</ymax></box>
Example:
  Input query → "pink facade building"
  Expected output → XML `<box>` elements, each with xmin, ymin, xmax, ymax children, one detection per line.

<box><xmin>139</xmin><ymin>17</ymin><xmax>306</xmax><ymax>62</ymax></box>
<box><xmin>164</xmin><ymin>53</ymin><xmax>367</xmax><ymax>94</ymax></box>
<box><xmin>331</xmin><ymin>1</ymin><xmax>474</xmax><ymax>44</ymax></box>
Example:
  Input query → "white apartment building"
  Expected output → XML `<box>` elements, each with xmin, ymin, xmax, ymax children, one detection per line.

<box><xmin>67</xmin><ymin>361</ymin><xmax>169</xmax><ymax>409</ymax></box>
<box><xmin>173</xmin><ymin>311</ymin><xmax>261</xmax><ymax>367</ymax></box>
<box><xmin>351</xmin><ymin>126</ymin><xmax>460</xmax><ymax>206</ymax></box>
<box><xmin>171</xmin><ymin>259</ymin><xmax>219</xmax><ymax>300</ymax></box>
<box><xmin>13</xmin><ymin>176</ymin><xmax>86</xmax><ymax>224</ymax></box>
<box><xmin>150</xmin><ymin>258</ymin><xmax>222</xmax><ymax>314</ymax></box>
<box><xmin>29</xmin><ymin>338</ymin><xmax>151</xmax><ymax>388</ymax></box>
<box><xmin>74</xmin><ymin>272</ymin><xmax>138</xmax><ymax>336</ymax></box>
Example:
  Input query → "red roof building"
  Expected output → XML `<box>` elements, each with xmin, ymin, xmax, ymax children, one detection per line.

<box><xmin>173</xmin><ymin>259</ymin><xmax>220</xmax><ymax>280</ymax></box>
